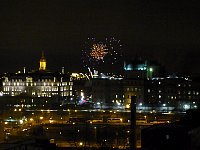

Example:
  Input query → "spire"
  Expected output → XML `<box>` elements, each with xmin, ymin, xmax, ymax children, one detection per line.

<box><xmin>39</xmin><ymin>51</ymin><xmax>47</xmax><ymax>71</ymax></box>
<box><xmin>41</xmin><ymin>51</ymin><xmax>45</xmax><ymax>58</ymax></box>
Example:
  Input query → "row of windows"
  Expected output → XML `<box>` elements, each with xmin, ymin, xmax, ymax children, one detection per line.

<box><xmin>149</xmin><ymin>95</ymin><xmax>199</xmax><ymax>100</ymax></box>
<box><xmin>150</xmin><ymin>82</ymin><xmax>192</xmax><ymax>87</ymax></box>
<box><xmin>126</xmin><ymin>87</ymin><xmax>142</xmax><ymax>92</ymax></box>
<box><xmin>3</xmin><ymin>86</ymin><xmax>73</xmax><ymax>92</ymax></box>
<box><xmin>3</xmin><ymin>91</ymin><xmax>73</xmax><ymax>97</ymax></box>
<box><xmin>5</xmin><ymin>78</ymin><xmax>68</xmax><ymax>82</ymax></box>
<box><xmin>3</xmin><ymin>82</ymin><xmax>73</xmax><ymax>86</ymax></box>
<box><xmin>148</xmin><ymin>89</ymin><xmax>199</xmax><ymax>95</ymax></box>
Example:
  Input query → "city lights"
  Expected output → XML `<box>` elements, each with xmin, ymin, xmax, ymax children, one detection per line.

<box><xmin>0</xmin><ymin>1</ymin><xmax>199</xmax><ymax>149</ymax></box>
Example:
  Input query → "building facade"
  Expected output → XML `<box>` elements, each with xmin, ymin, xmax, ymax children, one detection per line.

<box><xmin>1</xmin><ymin>53</ymin><xmax>73</xmax><ymax>98</ymax></box>
<box><xmin>2</xmin><ymin>72</ymin><xmax>73</xmax><ymax>98</ymax></box>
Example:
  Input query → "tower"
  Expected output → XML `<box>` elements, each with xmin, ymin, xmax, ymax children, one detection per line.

<box><xmin>39</xmin><ymin>52</ymin><xmax>47</xmax><ymax>71</ymax></box>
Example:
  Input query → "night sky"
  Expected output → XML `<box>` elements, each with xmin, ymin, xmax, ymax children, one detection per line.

<box><xmin>0</xmin><ymin>0</ymin><xmax>200</xmax><ymax>74</ymax></box>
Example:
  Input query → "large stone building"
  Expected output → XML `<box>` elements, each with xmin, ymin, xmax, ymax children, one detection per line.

<box><xmin>1</xmin><ymin>53</ymin><xmax>73</xmax><ymax>98</ymax></box>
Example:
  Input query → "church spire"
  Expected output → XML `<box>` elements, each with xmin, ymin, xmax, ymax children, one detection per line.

<box><xmin>39</xmin><ymin>51</ymin><xmax>47</xmax><ymax>71</ymax></box>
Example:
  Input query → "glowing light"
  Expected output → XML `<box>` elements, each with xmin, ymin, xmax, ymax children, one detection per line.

<box><xmin>19</xmin><ymin>120</ymin><xmax>23</xmax><ymax>124</ymax></box>
<box><xmin>183</xmin><ymin>104</ymin><xmax>190</xmax><ymax>110</ymax></box>
<box><xmin>90</xmin><ymin>43</ymin><xmax>108</xmax><ymax>60</ymax></box>
<box><xmin>126</xmin><ymin>104</ymin><xmax>130</xmax><ymax>109</ymax></box>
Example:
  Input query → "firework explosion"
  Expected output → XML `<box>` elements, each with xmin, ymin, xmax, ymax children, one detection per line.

<box><xmin>90</xmin><ymin>43</ymin><xmax>108</xmax><ymax>60</ymax></box>
<box><xmin>81</xmin><ymin>37</ymin><xmax>123</xmax><ymax>71</ymax></box>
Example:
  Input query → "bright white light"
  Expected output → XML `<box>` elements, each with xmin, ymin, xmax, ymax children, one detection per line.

<box><xmin>79</xmin><ymin>142</ymin><xmax>83</xmax><ymax>146</ymax></box>
<box><xmin>19</xmin><ymin>120</ymin><xmax>23</xmax><ymax>124</ymax></box>
<box><xmin>183</xmin><ymin>104</ymin><xmax>190</xmax><ymax>110</ymax></box>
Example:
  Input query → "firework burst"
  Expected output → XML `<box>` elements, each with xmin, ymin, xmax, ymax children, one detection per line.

<box><xmin>90</xmin><ymin>43</ymin><xmax>108</xmax><ymax>60</ymax></box>
<box><xmin>81</xmin><ymin>37</ymin><xmax>123</xmax><ymax>71</ymax></box>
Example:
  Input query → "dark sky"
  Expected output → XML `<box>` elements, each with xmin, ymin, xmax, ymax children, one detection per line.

<box><xmin>0</xmin><ymin>0</ymin><xmax>200</xmax><ymax>74</ymax></box>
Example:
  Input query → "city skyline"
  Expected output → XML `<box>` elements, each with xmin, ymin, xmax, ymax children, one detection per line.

<box><xmin>0</xmin><ymin>0</ymin><xmax>200</xmax><ymax>74</ymax></box>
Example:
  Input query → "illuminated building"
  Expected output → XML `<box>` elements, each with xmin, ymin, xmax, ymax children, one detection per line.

<box><xmin>123</xmin><ymin>78</ymin><xmax>145</xmax><ymax>107</ymax></box>
<box><xmin>1</xmin><ymin>53</ymin><xmax>73</xmax><ymax>98</ymax></box>
<box><xmin>144</xmin><ymin>75</ymin><xmax>200</xmax><ymax>111</ymax></box>
<box><xmin>123</xmin><ymin>58</ymin><xmax>165</xmax><ymax>108</ymax></box>
<box><xmin>2</xmin><ymin>72</ymin><xmax>73</xmax><ymax>97</ymax></box>
<box><xmin>124</xmin><ymin>58</ymin><xmax>165</xmax><ymax>79</ymax></box>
